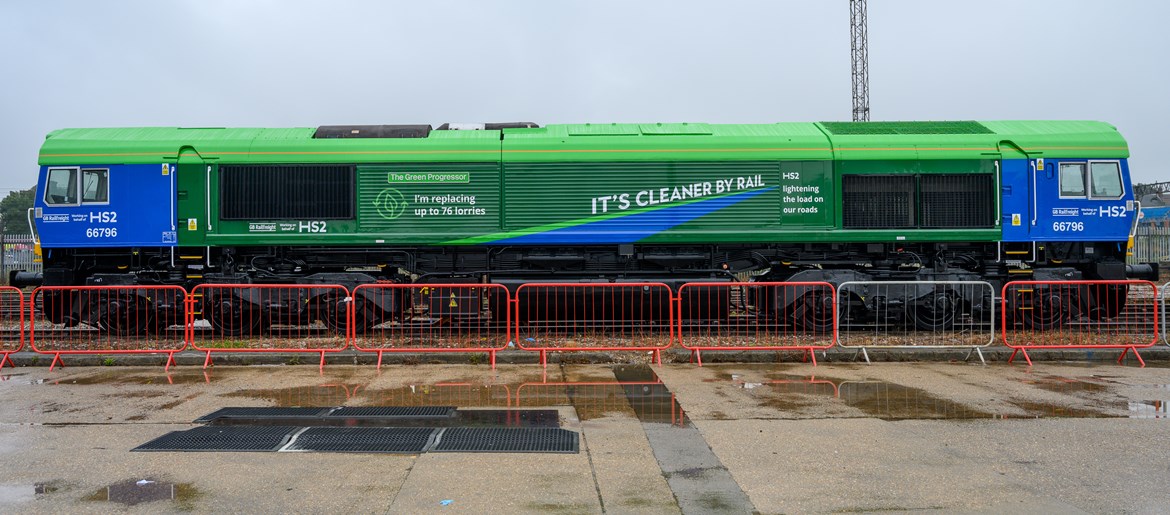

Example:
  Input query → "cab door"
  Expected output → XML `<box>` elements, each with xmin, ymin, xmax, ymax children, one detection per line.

<box><xmin>1033</xmin><ymin>159</ymin><xmax>1133</xmax><ymax>242</ymax></box>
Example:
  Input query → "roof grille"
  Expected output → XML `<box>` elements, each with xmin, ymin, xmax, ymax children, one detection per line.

<box><xmin>820</xmin><ymin>121</ymin><xmax>993</xmax><ymax>135</ymax></box>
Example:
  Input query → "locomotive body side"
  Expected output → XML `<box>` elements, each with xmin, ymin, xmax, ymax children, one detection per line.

<box><xmin>24</xmin><ymin>120</ymin><xmax>1154</xmax><ymax>333</ymax></box>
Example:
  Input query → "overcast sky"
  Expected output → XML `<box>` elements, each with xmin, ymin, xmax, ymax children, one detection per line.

<box><xmin>1</xmin><ymin>0</ymin><xmax>1167</xmax><ymax>194</ymax></box>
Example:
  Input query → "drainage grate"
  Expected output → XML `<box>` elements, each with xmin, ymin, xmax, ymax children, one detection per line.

<box><xmin>284</xmin><ymin>427</ymin><xmax>438</xmax><ymax>453</ymax></box>
<box><xmin>432</xmin><ymin>427</ymin><xmax>579</xmax><ymax>453</ymax></box>
<box><xmin>133</xmin><ymin>426</ymin><xmax>297</xmax><ymax>452</ymax></box>
<box><xmin>195</xmin><ymin>407</ymin><xmax>333</xmax><ymax>423</ymax></box>
<box><xmin>326</xmin><ymin>407</ymin><xmax>456</xmax><ymax>419</ymax></box>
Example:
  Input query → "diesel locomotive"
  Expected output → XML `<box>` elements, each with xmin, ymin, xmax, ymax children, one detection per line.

<box><xmin>21</xmin><ymin>120</ymin><xmax>1157</xmax><ymax>334</ymax></box>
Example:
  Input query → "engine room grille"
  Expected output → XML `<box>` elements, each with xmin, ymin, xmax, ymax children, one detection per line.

<box><xmin>220</xmin><ymin>165</ymin><xmax>355</xmax><ymax>220</ymax></box>
<box><xmin>842</xmin><ymin>175</ymin><xmax>914</xmax><ymax>228</ymax></box>
<box><xmin>919</xmin><ymin>174</ymin><xmax>994</xmax><ymax>228</ymax></box>
<box><xmin>820</xmin><ymin>121</ymin><xmax>993</xmax><ymax>135</ymax></box>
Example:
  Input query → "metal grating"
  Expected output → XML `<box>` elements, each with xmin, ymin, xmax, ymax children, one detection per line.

<box><xmin>843</xmin><ymin>175</ymin><xmax>914</xmax><ymax>228</ymax></box>
<box><xmin>327</xmin><ymin>407</ymin><xmax>457</xmax><ymax>419</ymax></box>
<box><xmin>285</xmin><ymin>427</ymin><xmax>437</xmax><ymax>453</ymax></box>
<box><xmin>194</xmin><ymin>407</ymin><xmax>333</xmax><ymax>423</ymax></box>
<box><xmin>821</xmin><ymin>121</ymin><xmax>993</xmax><ymax>135</ymax></box>
<box><xmin>431</xmin><ymin>427</ymin><xmax>579</xmax><ymax>453</ymax></box>
<box><xmin>132</xmin><ymin>426</ymin><xmax>297</xmax><ymax>452</ymax></box>
<box><xmin>920</xmin><ymin>174</ymin><xmax>994</xmax><ymax>228</ymax></box>
<box><xmin>220</xmin><ymin>164</ymin><xmax>354</xmax><ymax>220</ymax></box>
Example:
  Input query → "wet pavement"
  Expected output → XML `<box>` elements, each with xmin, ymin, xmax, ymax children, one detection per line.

<box><xmin>0</xmin><ymin>361</ymin><xmax>1168</xmax><ymax>513</ymax></box>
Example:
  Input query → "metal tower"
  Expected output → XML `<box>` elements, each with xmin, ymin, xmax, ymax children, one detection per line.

<box><xmin>850</xmin><ymin>0</ymin><xmax>870</xmax><ymax>122</ymax></box>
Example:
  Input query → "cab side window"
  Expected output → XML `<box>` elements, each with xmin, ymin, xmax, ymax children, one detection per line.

<box><xmin>81</xmin><ymin>169</ymin><xmax>109</xmax><ymax>203</ymax></box>
<box><xmin>1089</xmin><ymin>162</ymin><xmax>1123</xmax><ymax>198</ymax></box>
<box><xmin>44</xmin><ymin>168</ymin><xmax>78</xmax><ymax>205</ymax></box>
<box><xmin>1059</xmin><ymin>163</ymin><xmax>1086</xmax><ymax>197</ymax></box>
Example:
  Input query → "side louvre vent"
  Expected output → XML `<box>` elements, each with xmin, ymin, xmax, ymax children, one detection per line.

<box><xmin>842</xmin><ymin>175</ymin><xmax>914</xmax><ymax>228</ymax></box>
<box><xmin>220</xmin><ymin>165</ymin><xmax>355</xmax><ymax>220</ymax></box>
<box><xmin>919</xmin><ymin>174</ymin><xmax>994</xmax><ymax>228</ymax></box>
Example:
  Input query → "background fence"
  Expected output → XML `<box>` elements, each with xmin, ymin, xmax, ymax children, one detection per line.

<box><xmin>0</xmin><ymin>234</ymin><xmax>38</xmax><ymax>285</ymax></box>
<box><xmin>1131</xmin><ymin>224</ymin><xmax>1170</xmax><ymax>266</ymax></box>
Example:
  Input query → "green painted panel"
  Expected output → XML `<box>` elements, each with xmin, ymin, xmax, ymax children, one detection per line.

<box><xmin>501</xmin><ymin>161</ymin><xmax>780</xmax><ymax>231</ymax></box>
<box><xmin>356</xmin><ymin>163</ymin><xmax>501</xmax><ymax>233</ymax></box>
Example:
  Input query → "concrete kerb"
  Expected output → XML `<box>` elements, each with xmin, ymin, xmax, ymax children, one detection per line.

<box><xmin>2</xmin><ymin>346</ymin><xmax>1169</xmax><ymax>368</ymax></box>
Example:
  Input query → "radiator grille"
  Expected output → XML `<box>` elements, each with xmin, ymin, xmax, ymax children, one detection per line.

<box><xmin>221</xmin><ymin>165</ymin><xmax>354</xmax><ymax>220</ymax></box>
<box><xmin>842</xmin><ymin>175</ymin><xmax>914</xmax><ymax>228</ymax></box>
<box><xmin>820</xmin><ymin>121</ymin><xmax>993</xmax><ymax>135</ymax></box>
<box><xmin>919</xmin><ymin>174</ymin><xmax>994</xmax><ymax>228</ymax></box>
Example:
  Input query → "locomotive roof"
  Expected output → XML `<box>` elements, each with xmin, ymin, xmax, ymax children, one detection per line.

<box><xmin>38</xmin><ymin>120</ymin><xmax>1128</xmax><ymax>166</ymax></box>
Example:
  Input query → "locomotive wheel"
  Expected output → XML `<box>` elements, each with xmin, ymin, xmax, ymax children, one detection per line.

<box><xmin>910</xmin><ymin>291</ymin><xmax>958</xmax><ymax>331</ymax></box>
<box><xmin>792</xmin><ymin>291</ymin><xmax>834</xmax><ymax>332</ymax></box>
<box><xmin>149</xmin><ymin>308</ymin><xmax>183</xmax><ymax>336</ymax></box>
<box><xmin>206</xmin><ymin>294</ymin><xmax>264</xmax><ymax>337</ymax></box>
<box><xmin>1020</xmin><ymin>292</ymin><xmax>1067</xmax><ymax>330</ymax></box>
<box><xmin>323</xmin><ymin>297</ymin><xmax>380</xmax><ymax>336</ymax></box>
<box><xmin>1088</xmin><ymin>284</ymin><xmax>1128</xmax><ymax>320</ymax></box>
<box><xmin>98</xmin><ymin>295</ymin><xmax>151</xmax><ymax>337</ymax></box>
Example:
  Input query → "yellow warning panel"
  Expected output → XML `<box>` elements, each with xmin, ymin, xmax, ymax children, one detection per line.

<box><xmin>188</xmin><ymin>218</ymin><xmax>198</xmax><ymax>231</ymax></box>
<box><xmin>1011</xmin><ymin>213</ymin><xmax>1021</xmax><ymax>226</ymax></box>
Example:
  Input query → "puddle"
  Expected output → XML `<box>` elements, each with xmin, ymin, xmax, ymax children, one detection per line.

<box><xmin>0</xmin><ymin>484</ymin><xmax>36</xmax><ymax>504</ymax></box>
<box><xmin>46</xmin><ymin>370</ymin><xmax>216</xmax><ymax>385</ymax></box>
<box><xmin>608</xmin><ymin>365</ymin><xmax>755</xmax><ymax>514</ymax></box>
<box><xmin>1128</xmin><ymin>400</ymin><xmax>1168</xmax><ymax>419</ymax></box>
<box><xmin>360</xmin><ymin>383</ymin><xmax>513</xmax><ymax>408</ymax></box>
<box><xmin>840</xmin><ymin>382</ymin><xmax>996</xmax><ymax>420</ymax></box>
<box><xmin>1010</xmin><ymin>401</ymin><xmax>1115</xmax><ymax>419</ymax></box>
<box><xmin>83</xmin><ymin>479</ymin><xmax>199</xmax><ymax>507</ymax></box>
<box><xmin>1020</xmin><ymin>376</ymin><xmax>1110</xmax><ymax>394</ymax></box>
<box><xmin>223</xmin><ymin>385</ymin><xmax>357</xmax><ymax>407</ymax></box>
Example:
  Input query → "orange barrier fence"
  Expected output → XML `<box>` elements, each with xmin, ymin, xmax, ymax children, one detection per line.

<box><xmin>188</xmin><ymin>284</ymin><xmax>350</xmax><ymax>371</ymax></box>
<box><xmin>1001</xmin><ymin>280</ymin><xmax>1159</xmax><ymax>366</ymax></box>
<box><xmin>676</xmin><ymin>282</ymin><xmax>836</xmax><ymax>366</ymax></box>
<box><xmin>514</xmin><ymin>283</ymin><xmax>673</xmax><ymax>367</ymax></box>
<box><xmin>350</xmin><ymin>284</ymin><xmax>510</xmax><ymax>369</ymax></box>
<box><xmin>29</xmin><ymin>285</ymin><xmax>187</xmax><ymax>370</ymax></box>
<box><xmin>0</xmin><ymin>286</ymin><xmax>24</xmax><ymax>368</ymax></box>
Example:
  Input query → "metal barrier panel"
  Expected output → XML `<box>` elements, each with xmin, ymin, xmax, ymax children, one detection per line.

<box><xmin>1001</xmin><ymin>280</ymin><xmax>1159</xmax><ymax>366</ymax></box>
<box><xmin>1163</xmin><ymin>281</ymin><xmax>1169</xmax><ymax>346</ymax></box>
<box><xmin>30</xmin><ymin>285</ymin><xmax>187</xmax><ymax>370</ymax></box>
<box><xmin>189</xmin><ymin>284</ymin><xmax>350</xmax><ymax>370</ymax></box>
<box><xmin>676</xmin><ymin>282</ymin><xmax>835</xmax><ymax>366</ymax></box>
<box><xmin>515</xmin><ymin>283</ymin><xmax>673</xmax><ymax>367</ymax></box>
<box><xmin>350</xmin><ymin>284</ymin><xmax>510</xmax><ymax>369</ymax></box>
<box><xmin>836</xmin><ymin>281</ymin><xmax>995</xmax><ymax>349</ymax></box>
<box><xmin>0</xmin><ymin>287</ymin><xmax>24</xmax><ymax>368</ymax></box>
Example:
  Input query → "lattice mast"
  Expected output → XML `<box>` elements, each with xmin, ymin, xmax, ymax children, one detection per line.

<box><xmin>850</xmin><ymin>0</ymin><xmax>870</xmax><ymax>122</ymax></box>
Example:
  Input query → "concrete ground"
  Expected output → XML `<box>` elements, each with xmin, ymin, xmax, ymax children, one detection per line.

<box><xmin>0</xmin><ymin>359</ymin><xmax>1168</xmax><ymax>514</ymax></box>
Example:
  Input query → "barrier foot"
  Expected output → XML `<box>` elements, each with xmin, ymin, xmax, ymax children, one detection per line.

<box><xmin>1008</xmin><ymin>348</ymin><xmax>1033</xmax><ymax>367</ymax></box>
<box><xmin>807</xmin><ymin>348</ymin><xmax>818</xmax><ymax>367</ymax></box>
<box><xmin>164</xmin><ymin>352</ymin><xmax>177</xmax><ymax>372</ymax></box>
<box><xmin>653</xmin><ymin>349</ymin><xmax>661</xmax><ymax>367</ymax></box>
<box><xmin>694</xmin><ymin>350</ymin><xmax>703</xmax><ymax>367</ymax></box>
<box><xmin>318</xmin><ymin>351</ymin><xmax>326</xmax><ymax>373</ymax></box>
<box><xmin>0</xmin><ymin>352</ymin><xmax>13</xmax><ymax>369</ymax></box>
<box><xmin>689</xmin><ymin>350</ymin><xmax>697</xmax><ymax>364</ymax></box>
<box><xmin>202</xmin><ymin>351</ymin><xmax>213</xmax><ymax>369</ymax></box>
<box><xmin>540</xmin><ymin>350</ymin><xmax>547</xmax><ymax>368</ymax></box>
<box><xmin>1118</xmin><ymin>347</ymin><xmax>1146</xmax><ymax>368</ymax></box>
<box><xmin>490</xmin><ymin>350</ymin><xmax>497</xmax><ymax>369</ymax></box>
<box><xmin>974</xmin><ymin>347</ymin><xmax>986</xmax><ymax>366</ymax></box>
<box><xmin>49</xmin><ymin>353</ymin><xmax>64</xmax><ymax>371</ymax></box>
<box><xmin>860</xmin><ymin>347</ymin><xmax>871</xmax><ymax>365</ymax></box>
